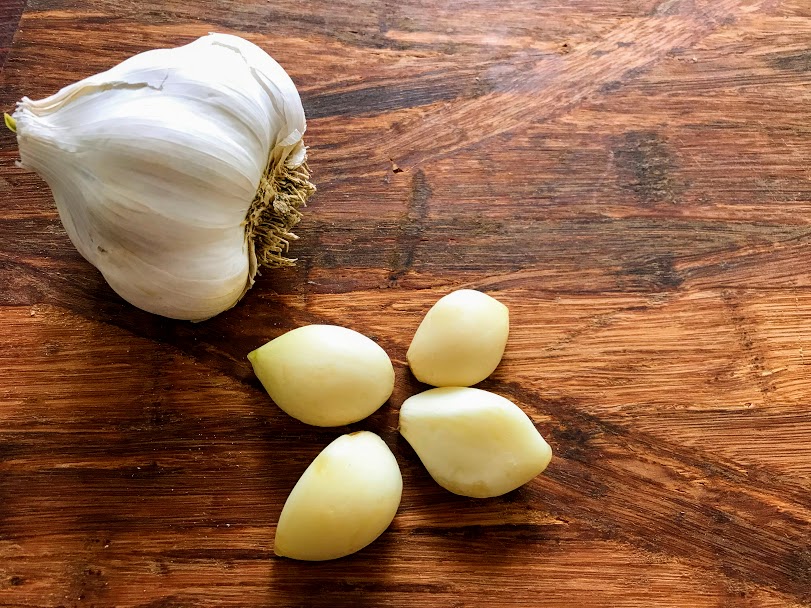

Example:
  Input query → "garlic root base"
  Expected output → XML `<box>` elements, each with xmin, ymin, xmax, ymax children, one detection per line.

<box><xmin>246</xmin><ymin>156</ymin><xmax>316</xmax><ymax>275</ymax></box>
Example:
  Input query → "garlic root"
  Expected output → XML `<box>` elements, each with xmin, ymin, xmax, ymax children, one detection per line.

<box><xmin>246</xmin><ymin>158</ymin><xmax>315</xmax><ymax>275</ymax></box>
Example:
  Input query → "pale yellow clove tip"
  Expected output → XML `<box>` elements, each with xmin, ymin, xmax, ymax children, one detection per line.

<box><xmin>4</xmin><ymin>113</ymin><xmax>16</xmax><ymax>133</ymax></box>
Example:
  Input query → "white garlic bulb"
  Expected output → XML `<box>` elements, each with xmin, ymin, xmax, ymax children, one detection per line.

<box><xmin>10</xmin><ymin>33</ymin><xmax>315</xmax><ymax>321</ymax></box>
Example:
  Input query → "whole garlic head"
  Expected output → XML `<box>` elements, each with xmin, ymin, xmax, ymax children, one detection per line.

<box><xmin>12</xmin><ymin>33</ymin><xmax>315</xmax><ymax>321</ymax></box>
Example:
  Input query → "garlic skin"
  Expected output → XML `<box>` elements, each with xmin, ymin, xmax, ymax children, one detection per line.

<box><xmin>274</xmin><ymin>431</ymin><xmax>402</xmax><ymax>561</ymax></box>
<box><xmin>12</xmin><ymin>33</ymin><xmax>314</xmax><ymax>321</ymax></box>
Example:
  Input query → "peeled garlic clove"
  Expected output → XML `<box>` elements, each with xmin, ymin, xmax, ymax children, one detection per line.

<box><xmin>407</xmin><ymin>289</ymin><xmax>509</xmax><ymax>387</ymax></box>
<box><xmin>274</xmin><ymin>431</ymin><xmax>402</xmax><ymax>561</ymax></box>
<box><xmin>11</xmin><ymin>33</ymin><xmax>315</xmax><ymax>321</ymax></box>
<box><xmin>399</xmin><ymin>387</ymin><xmax>552</xmax><ymax>498</ymax></box>
<box><xmin>248</xmin><ymin>324</ymin><xmax>395</xmax><ymax>427</ymax></box>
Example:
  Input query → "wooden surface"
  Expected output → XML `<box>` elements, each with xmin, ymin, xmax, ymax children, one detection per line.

<box><xmin>1</xmin><ymin>0</ymin><xmax>811</xmax><ymax>606</ymax></box>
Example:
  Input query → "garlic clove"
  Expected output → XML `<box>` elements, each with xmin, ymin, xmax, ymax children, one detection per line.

<box><xmin>399</xmin><ymin>387</ymin><xmax>552</xmax><ymax>498</ymax></box>
<box><xmin>248</xmin><ymin>325</ymin><xmax>395</xmax><ymax>427</ymax></box>
<box><xmin>407</xmin><ymin>289</ymin><xmax>510</xmax><ymax>387</ymax></box>
<box><xmin>274</xmin><ymin>431</ymin><xmax>403</xmax><ymax>561</ymax></box>
<box><xmin>12</xmin><ymin>33</ymin><xmax>315</xmax><ymax>321</ymax></box>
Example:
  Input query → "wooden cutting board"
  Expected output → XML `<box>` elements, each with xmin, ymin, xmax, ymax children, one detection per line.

<box><xmin>1</xmin><ymin>1</ymin><xmax>810</xmax><ymax>606</ymax></box>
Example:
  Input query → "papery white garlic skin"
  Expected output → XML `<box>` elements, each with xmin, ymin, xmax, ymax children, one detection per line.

<box><xmin>407</xmin><ymin>289</ymin><xmax>509</xmax><ymax>387</ymax></box>
<box><xmin>274</xmin><ymin>431</ymin><xmax>403</xmax><ymax>561</ymax></box>
<box><xmin>248</xmin><ymin>325</ymin><xmax>395</xmax><ymax>427</ymax></box>
<box><xmin>13</xmin><ymin>33</ymin><xmax>310</xmax><ymax>321</ymax></box>
<box><xmin>399</xmin><ymin>387</ymin><xmax>552</xmax><ymax>498</ymax></box>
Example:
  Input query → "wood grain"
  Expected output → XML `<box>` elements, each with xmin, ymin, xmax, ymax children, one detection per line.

<box><xmin>1</xmin><ymin>0</ymin><xmax>811</xmax><ymax>606</ymax></box>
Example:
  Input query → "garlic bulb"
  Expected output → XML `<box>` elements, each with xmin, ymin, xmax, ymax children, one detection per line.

<box><xmin>10</xmin><ymin>33</ymin><xmax>315</xmax><ymax>321</ymax></box>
